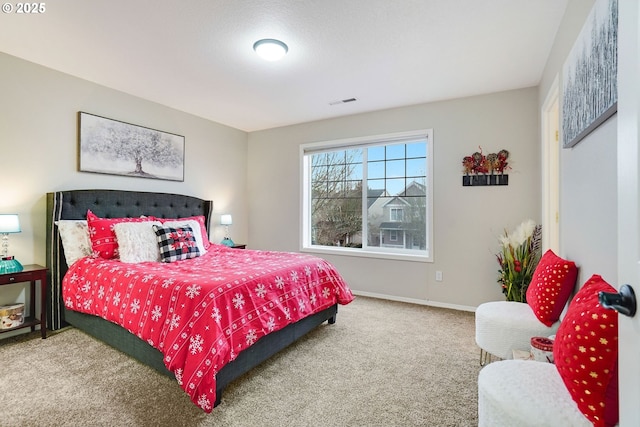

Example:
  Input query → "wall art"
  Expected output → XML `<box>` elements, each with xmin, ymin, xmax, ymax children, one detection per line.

<box><xmin>79</xmin><ymin>112</ymin><xmax>185</xmax><ymax>181</ymax></box>
<box><xmin>562</xmin><ymin>0</ymin><xmax>618</xmax><ymax>148</ymax></box>
<box><xmin>462</xmin><ymin>147</ymin><xmax>509</xmax><ymax>187</ymax></box>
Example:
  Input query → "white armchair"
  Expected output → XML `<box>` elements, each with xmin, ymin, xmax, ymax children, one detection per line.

<box><xmin>477</xmin><ymin>274</ymin><xmax>620</xmax><ymax>427</ymax></box>
<box><xmin>478</xmin><ymin>360</ymin><xmax>590</xmax><ymax>426</ymax></box>
<box><xmin>475</xmin><ymin>250</ymin><xmax>578</xmax><ymax>364</ymax></box>
<box><xmin>475</xmin><ymin>300</ymin><xmax>559</xmax><ymax>363</ymax></box>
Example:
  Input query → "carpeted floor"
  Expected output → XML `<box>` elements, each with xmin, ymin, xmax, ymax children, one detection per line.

<box><xmin>0</xmin><ymin>296</ymin><xmax>480</xmax><ymax>426</ymax></box>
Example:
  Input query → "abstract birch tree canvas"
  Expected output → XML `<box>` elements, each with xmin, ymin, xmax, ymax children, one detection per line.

<box><xmin>561</xmin><ymin>0</ymin><xmax>617</xmax><ymax>148</ymax></box>
<box><xmin>79</xmin><ymin>112</ymin><xmax>185</xmax><ymax>181</ymax></box>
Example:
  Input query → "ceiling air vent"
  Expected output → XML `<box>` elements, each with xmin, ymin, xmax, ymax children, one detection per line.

<box><xmin>329</xmin><ymin>98</ymin><xmax>357</xmax><ymax>106</ymax></box>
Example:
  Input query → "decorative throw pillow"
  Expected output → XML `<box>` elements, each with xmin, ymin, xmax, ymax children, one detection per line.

<box><xmin>153</xmin><ymin>225</ymin><xmax>200</xmax><ymax>262</ymax></box>
<box><xmin>86</xmin><ymin>210</ymin><xmax>154</xmax><ymax>259</ymax></box>
<box><xmin>553</xmin><ymin>274</ymin><xmax>618</xmax><ymax>427</ymax></box>
<box><xmin>526</xmin><ymin>249</ymin><xmax>578</xmax><ymax>326</ymax></box>
<box><xmin>113</xmin><ymin>222</ymin><xmax>162</xmax><ymax>263</ymax></box>
<box><xmin>162</xmin><ymin>219</ymin><xmax>208</xmax><ymax>255</ymax></box>
<box><xmin>55</xmin><ymin>220</ymin><xmax>92</xmax><ymax>265</ymax></box>
<box><xmin>155</xmin><ymin>215</ymin><xmax>211</xmax><ymax>250</ymax></box>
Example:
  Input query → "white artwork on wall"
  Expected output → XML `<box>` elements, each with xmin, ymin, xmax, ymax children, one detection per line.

<box><xmin>562</xmin><ymin>0</ymin><xmax>618</xmax><ymax>148</ymax></box>
<box><xmin>79</xmin><ymin>112</ymin><xmax>185</xmax><ymax>182</ymax></box>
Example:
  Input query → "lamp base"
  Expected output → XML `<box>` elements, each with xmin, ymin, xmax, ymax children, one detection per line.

<box><xmin>220</xmin><ymin>238</ymin><xmax>235</xmax><ymax>247</ymax></box>
<box><xmin>0</xmin><ymin>256</ymin><xmax>23</xmax><ymax>274</ymax></box>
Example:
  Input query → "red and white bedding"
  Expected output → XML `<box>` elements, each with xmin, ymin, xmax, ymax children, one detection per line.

<box><xmin>63</xmin><ymin>245</ymin><xmax>354</xmax><ymax>412</ymax></box>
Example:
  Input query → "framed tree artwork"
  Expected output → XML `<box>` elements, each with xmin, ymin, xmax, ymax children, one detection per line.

<box><xmin>561</xmin><ymin>0</ymin><xmax>618</xmax><ymax>148</ymax></box>
<box><xmin>79</xmin><ymin>112</ymin><xmax>185</xmax><ymax>181</ymax></box>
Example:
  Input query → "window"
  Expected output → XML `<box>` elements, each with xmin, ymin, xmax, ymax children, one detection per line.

<box><xmin>390</xmin><ymin>208</ymin><xmax>404</xmax><ymax>221</ymax></box>
<box><xmin>301</xmin><ymin>130</ymin><xmax>433</xmax><ymax>262</ymax></box>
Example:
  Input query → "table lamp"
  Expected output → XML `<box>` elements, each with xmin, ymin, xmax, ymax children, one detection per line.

<box><xmin>220</xmin><ymin>214</ymin><xmax>235</xmax><ymax>246</ymax></box>
<box><xmin>0</xmin><ymin>214</ymin><xmax>23</xmax><ymax>273</ymax></box>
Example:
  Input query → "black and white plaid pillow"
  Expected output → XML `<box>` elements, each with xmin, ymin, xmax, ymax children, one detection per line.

<box><xmin>152</xmin><ymin>225</ymin><xmax>200</xmax><ymax>262</ymax></box>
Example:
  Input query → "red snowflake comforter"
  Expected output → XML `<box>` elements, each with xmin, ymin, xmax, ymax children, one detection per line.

<box><xmin>63</xmin><ymin>244</ymin><xmax>354</xmax><ymax>412</ymax></box>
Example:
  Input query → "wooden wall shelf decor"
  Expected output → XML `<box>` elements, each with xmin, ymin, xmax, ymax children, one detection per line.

<box><xmin>462</xmin><ymin>174</ymin><xmax>509</xmax><ymax>186</ymax></box>
<box><xmin>462</xmin><ymin>147</ymin><xmax>510</xmax><ymax>187</ymax></box>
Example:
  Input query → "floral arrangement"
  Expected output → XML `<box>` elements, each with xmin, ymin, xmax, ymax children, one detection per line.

<box><xmin>496</xmin><ymin>219</ymin><xmax>542</xmax><ymax>302</ymax></box>
<box><xmin>462</xmin><ymin>146</ymin><xmax>510</xmax><ymax>175</ymax></box>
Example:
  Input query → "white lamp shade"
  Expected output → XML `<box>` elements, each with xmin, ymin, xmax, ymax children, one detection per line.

<box><xmin>0</xmin><ymin>214</ymin><xmax>20</xmax><ymax>233</ymax></box>
<box><xmin>220</xmin><ymin>214</ymin><xmax>233</xmax><ymax>226</ymax></box>
<box><xmin>253</xmin><ymin>39</ymin><xmax>288</xmax><ymax>61</ymax></box>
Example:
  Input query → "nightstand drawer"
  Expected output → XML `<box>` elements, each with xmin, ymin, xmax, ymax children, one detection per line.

<box><xmin>0</xmin><ymin>268</ymin><xmax>46</xmax><ymax>285</ymax></box>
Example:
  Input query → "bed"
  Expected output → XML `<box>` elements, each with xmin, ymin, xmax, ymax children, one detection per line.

<box><xmin>45</xmin><ymin>189</ymin><xmax>353</xmax><ymax>411</ymax></box>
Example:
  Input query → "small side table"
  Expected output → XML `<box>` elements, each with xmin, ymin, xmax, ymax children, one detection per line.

<box><xmin>230</xmin><ymin>244</ymin><xmax>246</xmax><ymax>249</ymax></box>
<box><xmin>0</xmin><ymin>264</ymin><xmax>48</xmax><ymax>339</ymax></box>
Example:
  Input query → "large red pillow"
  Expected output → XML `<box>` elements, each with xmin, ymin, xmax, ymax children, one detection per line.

<box><xmin>526</xmin><ymin>249</ymin><xmax>578</xmax><ymax>326</ymax></box>
<box><xmin>553</xmin><ymin>274</ymin><xmax>618</xmax><ymax>427</ymax></box>
<box><xmin>86</xmin><ymin>210</ymin><xmax>154</xmax><ymax>259</ymax></box>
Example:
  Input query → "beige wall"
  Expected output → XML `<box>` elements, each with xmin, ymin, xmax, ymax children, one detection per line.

<box><xmin>538</xmin><ymin>0</ymin><xmax>618</xmax><ymax>286</ymax></box>
<box><xmin>248</xmin><ymin>88</ymin><xmax>541</xmax><ymax>309</ymax></box>
<box><xmin>0</xmin><ymin>52</ymin><xmax>249</xmax><ymax>317</ymax></box>
<box><xmin>3</xmin><ymin>0</ymin><xmax>605</xmax><ymax>314</ymax></box>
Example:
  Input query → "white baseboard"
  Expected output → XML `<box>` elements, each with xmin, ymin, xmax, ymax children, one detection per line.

<box><xmin>352</xmin><ymin>290</ymin><xmax>476</xmax><ymax>312</ymax></box>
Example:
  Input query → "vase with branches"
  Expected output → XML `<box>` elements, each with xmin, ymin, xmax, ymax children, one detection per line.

<box><xmin>496</xmin><ymin>220</ymin><xmax>542</xmax><ymax>302</ymax></box>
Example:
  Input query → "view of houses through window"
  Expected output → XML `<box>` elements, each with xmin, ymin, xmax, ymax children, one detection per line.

<box><xmin>303</xmin><ymin>130</ymin><xmax>432</xmax><ymax>260</ymax></box>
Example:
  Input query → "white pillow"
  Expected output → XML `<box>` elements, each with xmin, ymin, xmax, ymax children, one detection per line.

<box><xmin>113</xmin><ymin>221</ymin><xmax>162</xmax><ymax>263</ymax></box>
<box><xmin>55</xmin><ymin>220</ymin><xmax>92</xmax><ymax>266</ymax></box>
<box><xmin>161</xmin><ymin>219</ymin><xmax>208</xmax><ymax>255</ymax></box>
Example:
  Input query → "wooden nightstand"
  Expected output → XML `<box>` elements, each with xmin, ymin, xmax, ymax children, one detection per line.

<box><xmin>0</xmin><ymin>264</ymin><xmax>47</xmax><ymax>339</ymax></box>
<box><xmin>230</xmin><ymin>244</ymin><xmax>246</xmax><ymax>249</ymax></box>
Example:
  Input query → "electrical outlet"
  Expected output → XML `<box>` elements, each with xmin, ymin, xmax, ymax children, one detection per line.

<box><xmin>435</xmin><ymin>271</ymin><xmax>443</xmax><ymax>282</ymax></box>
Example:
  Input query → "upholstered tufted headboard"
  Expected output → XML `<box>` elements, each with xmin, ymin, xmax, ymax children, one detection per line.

<box><xmin>45</xmin><ymin>189</ymin><xmax>213</xmax><ymax>330</ymax></box>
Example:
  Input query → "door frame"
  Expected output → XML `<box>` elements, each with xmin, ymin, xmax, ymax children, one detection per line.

<box><xmin>617</xmin><ymin>0</ymin><xmax>640</xmax><ymax>423</ymax></box>
<box><xmin>541</xmin><ymin>75</ymin><xmax>560</xmax><ymax>253</ymax></box>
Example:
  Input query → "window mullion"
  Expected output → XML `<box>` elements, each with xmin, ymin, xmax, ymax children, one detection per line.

<box><xmin>361</xmin><ymin>148</ymin><xmax>368</xmax><ymax>250</ymax></box>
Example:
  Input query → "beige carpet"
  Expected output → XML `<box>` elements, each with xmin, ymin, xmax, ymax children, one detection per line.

<box><xmin>0</xmin><ymin>297</ymin><xmax>480</xmax><ymax>426</ymax></box>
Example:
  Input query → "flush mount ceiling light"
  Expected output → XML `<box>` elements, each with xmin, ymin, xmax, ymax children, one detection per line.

<box><xmin>253</xmin><ymin>39</ymin><xmax>288</xmax><ymax>61</ymax></box>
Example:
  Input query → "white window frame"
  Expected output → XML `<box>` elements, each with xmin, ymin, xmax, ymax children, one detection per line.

<box><xmin>300</xmin><ymin>129</ymin><xmax>434</xmax><ymax>263</ymax></box>
<box><xmin>390</xmin><ymin>208</ymin><xmax>404</xmax><ymax>222</ymax></box>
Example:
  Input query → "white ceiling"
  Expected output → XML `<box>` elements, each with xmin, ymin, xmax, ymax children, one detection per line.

<box><xmin>0</xmin><ymin>0</ymin><xmax>568</xmax><ymax>132</ymax></box>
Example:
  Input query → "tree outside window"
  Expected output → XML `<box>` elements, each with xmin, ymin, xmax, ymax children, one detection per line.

<box><xmin>303</xmin><ymin>130</ymin><xmax>433</xmax><ymax>260</ymax></box>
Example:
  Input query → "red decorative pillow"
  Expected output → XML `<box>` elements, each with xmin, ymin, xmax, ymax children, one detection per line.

<box><xmin>553</xmin><ymin>275</ymin><xmax>618</xmax><ymax>427</ymax></box>
<box><xmin>526</xmin><ymin>249</ymin><xmax>578</xmax><ymax>326</ymax></box>
<box><xmin>156</xmin><ymin>215</ymin><xmax>211</xmax><ymax>250</ymax></box>
<box><xmin>86</xmin><ymin>210</ymin><xmax>154</xmax><ymax>259</ymax></box>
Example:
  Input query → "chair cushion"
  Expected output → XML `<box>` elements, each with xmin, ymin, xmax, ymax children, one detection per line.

<box><xmin>475</xmin><ymin>301</ymin><xmax>559</xmax><ymax>360</ymax></box>
<box><xmin>478</xmin><ymin>360</ymin><xmax>590</xmax><ymax>427</ymax></box>
<box><xmin>526</xmin><ymin>249</ymin><xmax>578</xmax><ymax>326</ymax></box>
<box><xmin>553</xmin><ymin>274</ymin><xmax>618</xmax><ymax>427</ymax></box>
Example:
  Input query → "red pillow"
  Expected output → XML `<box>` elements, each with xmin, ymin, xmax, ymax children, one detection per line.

<box><xmin>155</xmin><ymin>215</ymin><xmax>211</xmax><ymax>250</ymax></box>
<box><xmin>526</xmin><ymin>249</ymin><xmax>578</xmax><ymax>326</ymax></box>
<box><xmin>553</xmin><ymin>274</ymin><xmax>618</xmax><ymax>427</ymax></box>
<box><xmin>86</xmin><ymin>210</ymin><xmax>154</xmax><ymax>259</ymax></box>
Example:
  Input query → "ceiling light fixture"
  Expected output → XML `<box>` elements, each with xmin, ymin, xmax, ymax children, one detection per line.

<box><xmin>253</xmin><ymin>39</ymin><xmax>288</xmax><ymax>62</ymax></box>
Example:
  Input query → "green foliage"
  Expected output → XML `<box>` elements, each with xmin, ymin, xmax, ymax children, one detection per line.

<box><xmin>496</xmin><ymin>221</ymin><xmax>542</xmax><ymax>302</ymax></box>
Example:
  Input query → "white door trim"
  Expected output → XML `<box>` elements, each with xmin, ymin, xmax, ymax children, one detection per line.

<box><xmin>617</xmin><ymin>0</ymin><xmax>640</xmax><ymax>423</ymax></box>
<box><xmin>541</xmin><ymin>75</ymin><xmax>560</xmax><ymax>253</ymax></box>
